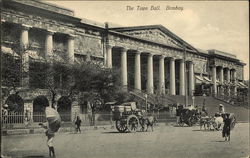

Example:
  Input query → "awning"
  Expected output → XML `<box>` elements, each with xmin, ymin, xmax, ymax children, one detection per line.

<box><xmin>203</xmin><ymin>76</ymin><xmax>212</xmax><ymax>85</ymax></box>
<box><xmin>27</xmin><ymin>50</ymin><xmax>45</xmax><ymax>61</ymax></box>
<box><xmin>238</xmin><ymin>82</ymin><xmax>248</xmax><ymax>88</ymax></box>
<box><xmin>195</xmin><ymin>75</ymin><xmax>204</xmax><ymax>82</ymax></box>
<box><xmin>195</xmin><ymin>75</ymin><xmax>204</xmax><ymax>84</ymax></box>
<box><xmin>1</xmin><ymin>46</ymin><xmax>19</xmax><ymax>58</ymax></box>
<box><xmin>204</xmin><ymin>77</ymin><xmax>212</xmax><ymax>83</ymax></box>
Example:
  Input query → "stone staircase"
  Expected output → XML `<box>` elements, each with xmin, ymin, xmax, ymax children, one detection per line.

<box><xmin>129</xmin><ymin>89</ymin><xmax>248</xmax><ymax>122</ymax></box>
<box><xmin>129</xmin><ymin>90</ymin><xmax>177</xmax><ymax>106</ymax></box>
<box><xmin>167</xmin><ymin>95</ymin><xmax>249</xmax><ymax>122</ymax></box>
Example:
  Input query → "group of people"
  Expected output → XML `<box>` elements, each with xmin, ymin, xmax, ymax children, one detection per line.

<box><xmin>175</xmin><ymin>103</ymin><xmax>231</xmax><ymax>142</ymax></box>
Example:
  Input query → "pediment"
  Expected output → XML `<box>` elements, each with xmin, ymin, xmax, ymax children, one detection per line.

<box><xmin>111</xmin><ymin>25</ymin><xmax>196</xmax><ymax>51</ymax></box>
<box><xmin>122</xmin><ymin>28</ymin><xmax>182</xmax><ymax>48</ymax></box>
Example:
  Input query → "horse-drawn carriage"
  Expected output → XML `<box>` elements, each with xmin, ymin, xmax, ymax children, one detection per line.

<box><xmin>212</xmin><ymin>112</ymin><xmax>236</xmax><ymax>130</ymax></box>
<box><xmin>178</xmin><ymin>107</ymin><xmax>200</xmax><ymax>127</ymax></box>
<box><xmin>111</xmin><ymin>102</ymin><xmax>146</xmax><ymax>133</ymax></box>
<box><xmin>199</xmin><ymin>112</ymin><xmax>236</xmax><ymax>130</ymax></box>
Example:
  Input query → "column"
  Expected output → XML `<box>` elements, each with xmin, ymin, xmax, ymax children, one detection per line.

<box><xmin>179</xmin><ymin>59</ymin><xmax>185</xmax><ymax>96</ymax></box>
<box><xmin>212</xmin><ymin>66</ymin><xmax>217</xmax><ymax>95</ymax></box>
<box><xmin>219</xmin><ymin>67</ymin><xmax>224</xmax><ymax>83</ymax></box>
<box><xmin>134</xmin><ymin>51</ymin><xmax>141</xmax><ymax>91</ymax></box>
<box><xmin>106</xmin><ymin>44</ymin><xmax>113</xmax><ymax>68</ymax></box>
<box><xmin>45</xmin><ymin>30</ymin><xmax>55</xmax><ymax>85</ymax></box>
<box><xmin>20</xmin><ymin>24</ymin><xmax>31</xmax><ymax>88</ymax></box>
<box><xmin>20</xmin><ymin>25</ymin><xmax>31</xmax><ymax>49</ymax></box>
<box><xmin>169</xmin><ymin>58</ymin><xmax>176</xmax><ymax>95</ymax></box>
<box><xmin>121</xmin><ymin>48</ymin><xmax>128</xmax><ymax>91</ymax></box>
<box><xmin>147</xmin><ymin>54</ymin><xmax>154</xmax><ymax>94</ymax></box>
<box><xmin>68</xmin><ymin>34</ymin><xmax>75</xmax><ymax>64</ymax></box>
<box><xmin>159</xmin><ymin>55</ymin><xmax>165</xmax><ymax>94</ymax></box>
<box><xmin>188</xmin><ymin>62</ymin><xmax>194</xmax><ymax>96</ymax></box>
<box><xmin>226</xmin><ymin>68</ymin><xmax>230</xmax><ymax>96</ymax></box>
<box><xmin>45</xmin><ymin>30</ymin><xmax>54</xmax><ymax>60</ymax></box>
<box><xmin>219</xmin><ymin>67</ymin><xmax>224</xmax><ymax>96</ymax></box>
<box><xmin>232</xmin><ymin>69</ymin><xmax>237</xmax><ymax>96</ymax></box>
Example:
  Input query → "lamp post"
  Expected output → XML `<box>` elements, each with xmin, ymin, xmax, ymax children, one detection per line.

<box><xmin>192</xmin><ymin>96</ymin><xmax>195</xmax><ymax>107</ymax></box>
<box><xmin>203</xmin><ymin>93</ymin><xmax>206</xmax><ymax>106</ymax></box>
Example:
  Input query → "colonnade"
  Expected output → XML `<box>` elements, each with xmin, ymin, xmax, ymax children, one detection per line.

<box><xmin>211</xmin><ymin>66</ymin><xmax>237</xmax><ymax>96</ymax></box>
<box><xmin>19</xmin><ymin>24</ymin><xmax>75</xmax><ymax>87</ymax></box>
<box><xmin>106</xmin><ymin>45</ymin><xmax>195</xmax><ymax>96</ymax></box>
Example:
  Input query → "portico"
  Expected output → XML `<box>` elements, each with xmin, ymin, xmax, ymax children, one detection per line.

<box><xmin>105</xmin><ymin>43</ymin><xmax>196</xmax><ymax>96</ymax></box>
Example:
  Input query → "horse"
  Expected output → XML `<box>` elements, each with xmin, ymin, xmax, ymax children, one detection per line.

<box><xmin>140</xmin><ymin>115</ymin><xmax>157</xmax><ymax>132</ymax></box>
<box><xmin>211</xmin><ymin>115</ymin><xmax>224</xmax><ymax>130</ymax></box>
<box><xmin>199</xmin><ymin>116</ymin><xmax>212</xmax><ymax>130</ymax></box>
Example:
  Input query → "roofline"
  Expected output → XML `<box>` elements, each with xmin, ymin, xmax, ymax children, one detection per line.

<box><xmin>108</xmin><ymin>30</ymin><xmax>198</xmax><ymax>54</ymax></box>
<box><xmin>10</xmin><ymin>0</ymin><xmax>74</xmax><ymax>16</ymax></box>
<box><xmin>3</xmin><ymin>0</ymin><xmax>105</xmax><ymax>31</ymax></box>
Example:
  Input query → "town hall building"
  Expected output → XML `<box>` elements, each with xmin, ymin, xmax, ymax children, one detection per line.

<box><xmin>1</xmin><ymin>0</ymin><xmax>247</xmax><ymax>121</ymax></box>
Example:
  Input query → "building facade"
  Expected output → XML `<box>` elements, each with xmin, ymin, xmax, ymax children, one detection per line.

<box><xmin>1</xmin><ymin>0</ymin><xmax>247</xmax><ymax>120</ymax></box>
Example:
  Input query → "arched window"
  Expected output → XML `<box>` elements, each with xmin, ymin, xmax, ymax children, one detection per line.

<box><xmin>33</xmin><ymin>95</ymin><xmax>49</xmax><ymax>114</ymax></box>
<box><xmin>33</xmin><ymin>95</ymin><xmax>49</xmax><ymax>122</ymax></box>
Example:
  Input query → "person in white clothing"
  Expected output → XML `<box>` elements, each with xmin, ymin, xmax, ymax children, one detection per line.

<box><xmin>219</xmin><ymin>104</ymin><xmax>225</xmax><ymax>115</ymax></box>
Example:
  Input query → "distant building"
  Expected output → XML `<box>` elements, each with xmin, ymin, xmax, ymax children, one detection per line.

<box><xmin>1</xmin><ymin>0</ymin><xmax>247</xmax><ymax>121</ymax></box>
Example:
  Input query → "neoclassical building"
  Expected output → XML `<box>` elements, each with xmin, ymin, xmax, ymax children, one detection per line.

<box><xmin>1</xmin><ymin>0</ymin><xmax>246</xmax><ymax>119</ymax></box>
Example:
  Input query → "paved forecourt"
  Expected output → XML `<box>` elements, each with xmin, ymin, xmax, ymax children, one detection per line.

<box><xmin>2</xmin><ymin>123</ymin><xmax>249</xmax><ymax>158</ymax></box>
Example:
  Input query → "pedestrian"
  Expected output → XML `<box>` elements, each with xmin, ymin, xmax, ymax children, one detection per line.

<box><xmin>222</xmin><ymin>113</ymin><xmax>231</xmax><ymax>141</ymax></box>
<box><xmin>176</xmin><ymin>104</ymin><xmax>181</xmax><ymax>126</ymax></box>
<box><xmin>38</xmin><ymin>96</ymin><xmax>61</xmax><ymax>157</ymax></box>
<box><xmin>75</xmin><ymin>116</ymin><xmax>82</xmax><ymax>133</ymax></box>
<box><xmin>219</xmin><ymin>104</ymin><xmax>225</xmax><ymax>115</ymax></box>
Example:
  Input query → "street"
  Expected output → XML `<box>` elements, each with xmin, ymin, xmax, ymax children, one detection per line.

<box><xmin>2</xmin><ymin>123</ymin><xmax>249</xmax><ymax>158</ymax></box>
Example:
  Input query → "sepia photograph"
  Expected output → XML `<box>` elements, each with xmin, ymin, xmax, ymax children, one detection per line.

<box><xmin>1</xmin><ymin>0</ymin><xmax>249</xmax><ymax>158</ymax></box>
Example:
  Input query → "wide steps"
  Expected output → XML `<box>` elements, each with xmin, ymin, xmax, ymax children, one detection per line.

<box><xmin>169</xmin><ymin>95</ymin><xmax>248</xmax><ymax>122</ymax></box>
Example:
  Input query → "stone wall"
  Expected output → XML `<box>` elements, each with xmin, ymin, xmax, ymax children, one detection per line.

<box><xmin>74</xmin><ymin>35</ymin><xmax>103</xmax><ymax>58</ymax></box>
<box><xmin>2</xmin><ymin>8</ymin><xmax>75</xmax><ymax>35</ymax></box>
<box><xmin>123</xmin><ymin>29</ymin><xmax>182</xmax><ymax>48</ymax></box>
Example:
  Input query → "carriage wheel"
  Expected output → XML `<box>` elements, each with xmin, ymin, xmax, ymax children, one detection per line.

<box><xmin>188</xmin><ymin>116</ymin><xmax>198</xmax><ymax>127</ymax></box>
<box><xmin>127</xmin><ymin>115</ymin><xmax>139</xmax><ymax>133</ymax></box>
<box><xmin>116</xmin><ymin>120</ymin><xmax>127</xmax><ymax>133</ymax></box>
<box><xmin>179</xmin><ymin>117</ymin><xmax>184</xmax><ymax>127</ymax></box>
<box><xmin>179</xmin><ymin>122</ymin><xmax>184</xmax><ymax>127</ymax></box>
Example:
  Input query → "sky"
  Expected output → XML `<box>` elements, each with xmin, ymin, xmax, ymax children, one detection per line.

<box><xmin>47</xmin><ymin>1</ymin><xmax>249</xmax><ymax>80</ymax></box>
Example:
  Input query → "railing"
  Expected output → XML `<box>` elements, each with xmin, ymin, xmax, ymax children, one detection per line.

<box><xmin>1</xmin><ymin>111</ymin><xmax>176</xmax><ymax>130</ymax></box>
